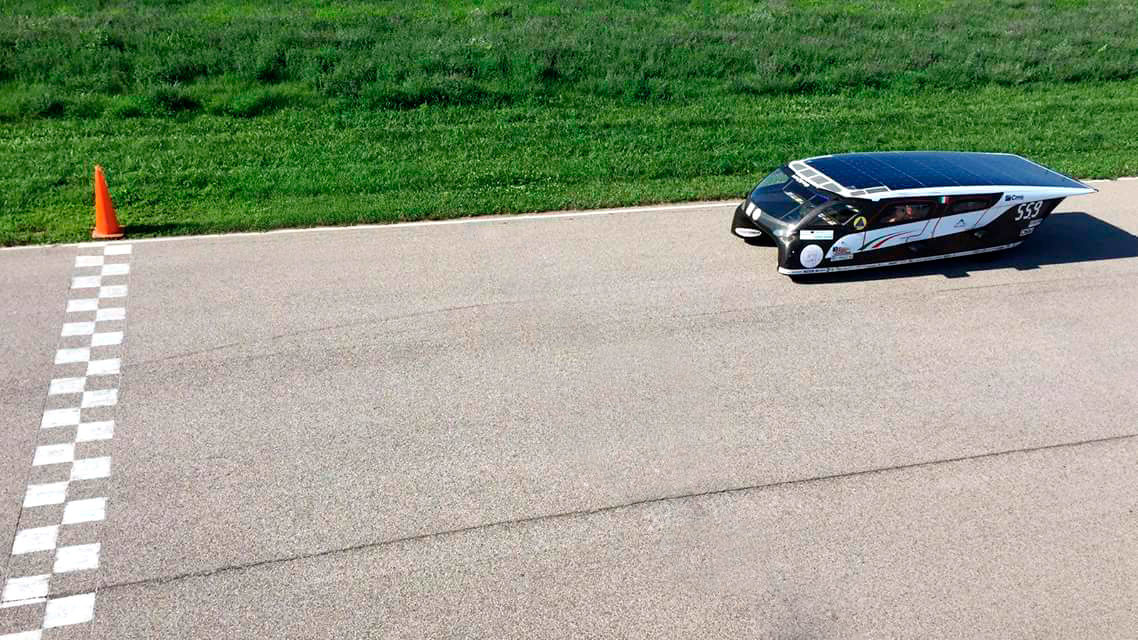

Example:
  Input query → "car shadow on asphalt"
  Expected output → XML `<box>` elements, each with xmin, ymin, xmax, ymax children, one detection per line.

<box><xmin>794</xmin><ymin>211</ymin><xmax>1138</xmax><ymax>284</ymax></box>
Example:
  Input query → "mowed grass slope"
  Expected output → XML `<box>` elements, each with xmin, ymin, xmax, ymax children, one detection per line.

<box><xmin>2</xmin><ymin>0</ymin><xmax>1137</xmax><ymax>244</ymax></box>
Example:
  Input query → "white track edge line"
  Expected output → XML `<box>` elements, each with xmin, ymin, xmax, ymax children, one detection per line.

<box><xmin>0</xmin><ymin>201</ymin><xmax>737</xmax><ymax>252</ymax></box>
<box><xmin>5</xmin><ymin>176</ymin><xmax>1137</xmax><ymax>253</ymax></box>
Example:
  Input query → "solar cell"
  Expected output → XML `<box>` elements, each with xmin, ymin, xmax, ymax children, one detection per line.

<box><xmin>803</xmin><ymin>152</ymin><xmax>1084</xmax><ymax>192</ymax></box>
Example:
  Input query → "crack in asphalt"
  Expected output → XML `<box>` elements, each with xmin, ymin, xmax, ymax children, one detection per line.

<box><xmin>121</xmin><ymin>300</ymin><xmax>533</xmax><ymax>370</ymax></box>
<box><xmin>58</xmin><ymin>430</ymin><xmax>1138</xmax><ymax>599</ymax></box>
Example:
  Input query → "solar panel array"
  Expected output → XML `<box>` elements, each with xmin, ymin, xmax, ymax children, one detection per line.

<box><xmin>803</xmin><ymin>152</ymin><xmax>1086</xmax><ymax>192</ymax></box>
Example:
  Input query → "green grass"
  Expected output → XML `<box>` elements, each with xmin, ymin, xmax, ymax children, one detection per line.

<box><xmin>2</xmin><ymin>0</ymin><xmax>1137</xmax><ymax>245</ymax></box>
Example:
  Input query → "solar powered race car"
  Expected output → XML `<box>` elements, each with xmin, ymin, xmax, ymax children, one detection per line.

<box><xmin>730</xmin><ymin>151</ymin><xmax>1096</xmax><ymax>277</ymax></box>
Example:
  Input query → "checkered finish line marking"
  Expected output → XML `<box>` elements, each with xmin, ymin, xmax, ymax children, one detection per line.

<box><xmin>2</xmin><ymin>243</ymin><xmax>132</xmax><ymax>639</ymax></box>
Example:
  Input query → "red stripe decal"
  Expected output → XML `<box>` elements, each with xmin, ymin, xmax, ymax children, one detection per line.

<box><xmin>872</xmin><ymin>231</ymin><xmax>907</xmax><ymax>249</ymax></box>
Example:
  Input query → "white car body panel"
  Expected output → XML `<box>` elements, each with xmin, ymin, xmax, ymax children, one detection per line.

<box><xmin>931</xmin><ymin>209</ymin><xmax>987</xmax><ymax>239</ymax></box>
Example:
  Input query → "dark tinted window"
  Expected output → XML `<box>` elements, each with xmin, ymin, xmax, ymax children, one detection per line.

<box><xmin>877</xmin><ymin>202</ymin><xmax>931</xmax><ymax>226</ymax></box>
<box><xmin>948</xmin><ymin>198</ymin><xmax>991</xmax><ymax>214</ymax></box>
<box><xmin>811</xmin><ymin>202</ymin><xmax>865</xmax><ymax>227</ymax></box>
<box><xmin>750</xmin><ymin>177</ymin><xmax>831</xmax><ymax>224</ymax></box>
<box><xmin>755</xmin><ymin>167</ymin><xmax>791</xmax><ymax>190</ymax></box>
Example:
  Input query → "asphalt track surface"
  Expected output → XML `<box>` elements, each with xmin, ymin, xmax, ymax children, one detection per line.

<box><xmin>2</xmin><ymin>182</ymin><xmax>1137</xmax><ymax>638</ymax></box>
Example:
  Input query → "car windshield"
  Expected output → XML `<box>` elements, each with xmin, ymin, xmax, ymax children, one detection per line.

<box><xmin>749</xmin><ymin>167</ymin><xmax>831</xmax><ymax>225</ymax></box>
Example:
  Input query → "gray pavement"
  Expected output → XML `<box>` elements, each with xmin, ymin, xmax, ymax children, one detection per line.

<box><xmin>91</xmin><ymin>437</ymin><xmax>1138</xmax><ymax>639</ymax></box>
<box><xmin>2</xmin><ymin>182</ymin><xmax>1137</xmax><ymax>638</ymax></box>
<box><xmin>0</xmin><ymin>249</ymin><xmax>73</xmax><ymax>583</ymax></box>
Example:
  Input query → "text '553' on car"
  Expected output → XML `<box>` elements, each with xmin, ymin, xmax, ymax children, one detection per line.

<box><xmin>730</xmin><ymin>151</ymin><xmax>1096</xmax><ymax>278</ymax></box>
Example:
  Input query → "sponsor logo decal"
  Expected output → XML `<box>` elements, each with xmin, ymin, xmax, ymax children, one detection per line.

<box><xmin>830</xmin><ymin>246</ymin><xmax>853</xmax><ymax>261</ymax></box>
<box><xmin>800</xmin><ymin>244</ymin><xmax>824</xmax><ymax>268</ymax></box>
<box><xmin>954</xmin><ymin>219</ymin><xmax>966</xmax><ymax>228</ymax></box>
<box><xmin>800</xmin><ymin>229</ymin><xmax>834</xmax><ymax>241</ymax></box>
<box><xmin>1005</xmin><ymin>194</ymin><xmax>1024</xmax><ymax>202</ymax></box>
<box><xmin>1028</xmin><ymin>219</ymin><xmax>1042</xmax><ymax>227</ymax></box>
<box><xmin>852</xmin><ymin>216</ymin><xmax>867</xmax><ymax>231</ymax></box>
<box><xmin>1020</xmin><ymin>227</ymin><xmax>1034</xmax><ymax>236</ymax></box>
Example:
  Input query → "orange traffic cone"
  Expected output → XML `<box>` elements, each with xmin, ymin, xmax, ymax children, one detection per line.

<box><xmin>92</xmin><ymin>165</ymin><xmax>124</xmax><ymax>240</ymax></box>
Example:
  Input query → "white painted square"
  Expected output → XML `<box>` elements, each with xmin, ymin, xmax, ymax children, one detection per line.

<box><xmin>70</xmin><ymin>275</ymin><xmax>101</xmax><ymax>290</ymax></box>
<box><xmin>81</xmin><ymin>388</ymin><xmax>118</xmax><ymax>408</ymax></box>
<box><xmin>75</xmin><ymin>255</ymin><xmax>104</xmax><ymax>268</ymax></box>
<box><xmin>98</xmin><ymin>284</ymin><xmax>127</xmax><ymax>299</ymax></box>
<box><xmin>61</xmin><ymin>322</ymin><xmax>96</xmax><ymax>337</ymax></box>
<box><xmin>86</xmin><ymin>358</ymin><xmax>120</xmax><ymax>376</ymax></box>
<box><xmin>103</xmin><ymin>244</ymin><xmax>132</xmax><ymax>255</ymax></box>
<box><xmin>0</xmin><ymin>630</ymin><xmax>44</xmax><ymax>640</ymax></box>
<box><xmin>95</xmin><ymin>307</ymin><xmax>125</xmax><ymax>322</ymax></box>
<box><xmin>11</xmin><ymin>526</ymin><xmax>58</xmax><ymax>554</ymax></box>
<box><xmin>66</xmin><ymin>298</ymin><xmax>99</xmax><ymax>313</ymax></box>
<box><xmin>43</xmin><ymin>592</ymin><xmax>96</xmax><ymax>628</ymax></box>
<box><xmin>2</xmin><ymin>574</ymin><xmax>50</xmax><ymax>602</ymax></box>
<box><xmin>54</xmin><ymin>543</ymin><xmax>100</xmax><ymax>573</ymax></box>
<box><xmin>71</xmin><ymin>457</ymin><xmax>111</xmax><ymax>481</ymax></box>
<box><xmin>90</xmin><ymin>331</ymin><xmax>123</xmax><ymax>347</ymax></box>
<box><xmin>41</xmin><ymin>407</ymin><xmax>81</xmax><ymax>429</ymax></box>
<box><xmin>100</xmin><ymin>263</ymin><xmax>129</xmax><ymax>276</ymax></box>
<box><xmin>0</xmin><ymin>631</ymin><xmax>44</xmax><ymax>640</ymax></box>
<box><xmin>62</xmin><ymin>498</ymin><xmax>106</xmax><ymax>525</ymax></box>
<box><xmin>48</xmin><ymin>377</ymin><xmax>85</xmax><ymax>395</ymax></box>
<box><xmin>33</xmin><ymin>443</ymin><xmax>74</xmax><ymax>466</ymax></box>
<box><xmin>76</xmin><ymin>420</ymin><xmax>114</xmax><ymax>442</ymax></box>
<box><xmin>23</xmin><ymin>482</ymin><xmax>68</xmax><ymax>508</ymax></box>
<box><xmin>54</xmin><ymin>348</ymin><xmax>90</xmax><ymax>364</ymax></box>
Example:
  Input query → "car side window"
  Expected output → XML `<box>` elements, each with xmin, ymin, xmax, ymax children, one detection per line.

<box><xmin>812</xmin><ymin>203</ymin><xmax>863</xmax><ymax>227</ymax></box>
<box><xmin>947</xmin><ymin>198</ymin><xmax>991</xmax><ymax>214</ymax></box>
<box><xmin>876</xmin><ymin>202</ymin><xmax>932</xmax><ymax>227</ymax></box>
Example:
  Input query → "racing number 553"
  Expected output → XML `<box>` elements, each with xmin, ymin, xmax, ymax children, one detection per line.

<box><xmin>1013</xmin><ymin>200</ymin><xmax>1044</xmax><ymax>221</ymax></box>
